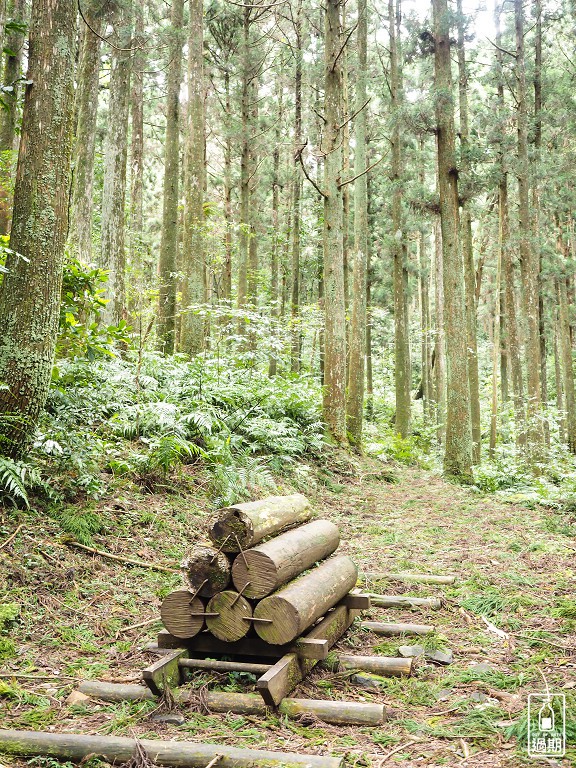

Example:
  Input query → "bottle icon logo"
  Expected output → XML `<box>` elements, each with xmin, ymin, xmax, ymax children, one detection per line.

<box><xmin>528</xmin><ymin>693</ymin><xmax>565</xmax><ymax>759</ymax></box>
<box><xmin>538</xmin><ymin>700</ymin><xmax>554</xmax><ymax>731</ymax></box>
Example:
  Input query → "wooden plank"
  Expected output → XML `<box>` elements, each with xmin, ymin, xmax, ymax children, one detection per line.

<box><xmin>142</xmin><ymin>648</ymin><xmax>187</xmax><ymax>696</ymax></box>
<box><xmin>293</xmin><ymin>638</ymin><xmax>329</xmax><ymax>660</ymax></box>
<box><xmin>342</xmin><ymin>592</ymin><xmax>371</xmax><ymax>609</ymax></box>
<box><xmin>257</xmin><ymin>603</ymin><xmax>358</xmax><ymax>705</ymax></box>
<box><xmin>158</xmin><ymin>630</ymin><xmax>329</xmax><ymax>661</ymax></box>
<box><xmin>179</xmin><ymin>658</ymin><xmax>271</xmax><ymax>675</ymax></box>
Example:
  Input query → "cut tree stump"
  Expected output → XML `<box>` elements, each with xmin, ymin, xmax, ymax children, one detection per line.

<box><xmin>361</xmin><ymin>621</ymin><xmax>435</xmax><ymax>636</ymax></box>
<box><xmin>363</xmin><ymin>572</ymin><xmax>456</xmax><ymax>585</ymax></box>
<box><xmin>231</xmin><ymin>519</ymin><xmax>340</xmax><ymax>598</ymax></box>
<box><xmin>279</xmin><ymin>698</ymin><xmax>386</xmax><ymax>726</ymax></box>
<box><xmin>205</xmin><ymin>590</ymin><xmax>252</xmax><ymax>642</ymax></box>
<box><xmin>336</xmin><ymin>654</ymin><xmax>413</xmax><ymax>676</ymax></box>
<box><xmin>253</xmin><ymin>555</ymin><xmax>359</xmax><ymax>644</ymax></box>
<box><xmin>180</xmin><ymin>545</ymin><xmax>231</xmax><ymax>597</ymax></box>
<box><xmin>366</xmin><ymin>593</ymin><xmax>442</xmax><ymax>609</ymax></box>
<box><xmin>0</xmin><ymin>729</ymin><xmax>343</xmax><ymax>768</ymax></box>
<box><xmin>209</xmin><ymin>494</ymin><xmax>312</xmax><ymax>552</ymax></box>
<box><xmin>160</xmin><ymin>591</ymin><xmax>205</xmax><ymax>639</ymax></box>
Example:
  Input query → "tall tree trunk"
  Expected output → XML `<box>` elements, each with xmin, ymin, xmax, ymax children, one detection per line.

<box><xmin>322</xmin><ymin>0</ymin><xmax>347</xmax><ymax>444</ymax></box>
<box><xmin>434</xmin><ymin>218</ymin><xmax>446</xmax><ymax>447</ymax></box>
<box><xmin>456</xmin><ymin>0</ymin><xmax>480</xmax><ymax>463</ymax></box>
<box><xmin>237</xmin><ymin>7</ymin><xmax>252</xmax><ymax>311</ymax></box>
<box><xmin>0</xmin><ymin>0</ymin><xmax>25</xmax><ymax>234</ymax></box>
<box><xmin>433</xmin><ymin>0</ymin><xmax>472</xmax><ymax>480</ymax></box>
<box><xmin>515</xmin><ymin>0</ymin><xmax>544</xmax><ymax>462</ymax></box>
<box><xmin>419</xmin><ymin>228</ymin><xmax>431</xmax><ymax>417</ymax></box>
<box><xmin>68</xmin><ymin>8</ymin><xmax>103</xmax><ymax>262</ymax></box>
<box><xmin>495</xmin><ymin>0</ymin><xmax>524</xmax><ymax>444</ymax></box>
<box><xmin>222</xmin><ymin>70</ymin><xmax>233</xmax><ymax>302</ymax></box>
<box><xmin>0</xmin><ymin>0</ymin><xmax>76</xmax><ymax>457</ymax></box>
<box><xmin>247</xmin><ymin>77</ymin><xmax>259</xmax><ymax>306</ymax></box>
<box><xmin>558</xmin><ymin>272</ymin><xmax>576</xmax><ymax>453</ymax></box>
<box><xmin>345</xmin><ymin>0</ymin><xmax>368</xmax><ymax>445</ymax></box>
<box><xmin>180</xmin><ymin>0</ymin><xmax>205</xmax><ymax>355</ymax></box>
<box><xmin>129</xmin><ymin>4</ymin><xmax>145</xmax><ymax>270</ymax></box>
<box><xmin>101</xmin><ymin>4</ymin><xmax>133</xmax><ymax>325</ymax></box>
<box><xmin>290</xmin><ymin>0</ymin><xmax>303</xmax><ymax>374</ymax></box>
<box><xmin>157</xmin><ymin>0</ymin><xmax>184</xmax><ymax>354</ymax></box>
<box><xmin>554</xmin><ymin>304</ymin><xmax>565</xmax><ymax>444</ymax></box>
<box><xmin>390</xmin><ymin>0</ymin><xmax>411</xmax><ymax>438</ymax></box>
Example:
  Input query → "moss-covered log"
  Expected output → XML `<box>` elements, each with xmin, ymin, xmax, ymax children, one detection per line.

<box><xmin>279</xmin><ymin>698</ymin><xmax>386</xmax><ymax>726</ymax></box>
<box><xmin>0</xmin><ymin>729</ymin><xmax>343</xmax><ymax>768</ymax></box>
<box><xmin>180</xmin><ymin>545</ymin><xmax>231</xmax><ymax>597</ymax></box>
<box><xmin>160</xmin><ymin>591</ymin><xmax>205</xmax><ymax>639</ymax></box>
<box><xmin>337</xmin><ymin>654</ymin><xmax>413</xmax><ymax>676</ymax></box>
<box><xmin>361</xmin><ymin>621</ymin><xmax>435</xmax><ymax>636</ymax></box>
<box><xmin>232</xmin><ymin>519</ymin><xmax>340</xmax><ymax>598</ymax></box>
<box><xmin>209</xmin><ymin>494</ymin><xmax>312</xmax><ymax>552</ymax></box>
<box><xmin>253</xmin><ymin>556</ymin><xmax>358</xmax><ymax>644</ymax></box>
<box><xmin>206</xmin><ymin>590</ymin><xmax>252</xmax><ymax>641</ymax></box>
<box><xmin>366</xmin><ymin>593</ymin><xmax>442</xmax><ymax>609</ymax></box>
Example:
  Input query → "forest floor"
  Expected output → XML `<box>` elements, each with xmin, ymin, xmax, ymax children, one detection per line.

<box><xmin>0</xmin><ymin>454</ymin><xmax>575</xmax><ymax>767</ymax></box>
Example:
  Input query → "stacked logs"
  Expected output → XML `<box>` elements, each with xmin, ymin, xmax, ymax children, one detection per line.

<box><xmin>160</xmin><ymin>494</ymin><xmax>358</xmax><ymax>646</ymax></box>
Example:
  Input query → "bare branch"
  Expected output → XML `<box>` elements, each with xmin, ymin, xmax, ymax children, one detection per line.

<box><xmin>338</xmin><ymin>152</ymin><xmax>387</xmax><ymax>189</ymax></box>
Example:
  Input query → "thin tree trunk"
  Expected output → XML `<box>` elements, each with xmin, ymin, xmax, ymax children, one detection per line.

<box><xmin>554</xmin><ymin>304</ymin><xmax>565</xmax><ymax>443</ymax></box>
<box><xmin>247</xmin><ymin>75</ymin><xmax>259</xmax><ymax>306</ymax></box>
<box><xmin>434</xmin><ymin>218</ymin><xmax>446</xmax><ymax>446</ymax></box>
<box><xmin>157</xmin><ymin>0</ymin><xmax>184</xmax><ymax>354</ymax></box>
<box><xmin>433</xmin><ymin>0</ymin><xmax>472</xmax><ymax>480</ymax></box>
<box><xmin>237</xmin><ymin>7</ymin><xmax>251</xmax><ymax>311</ymax></box>
<box><xmin>390</xmin><ymin>0</ymin><xmax>411</xmax><ymax>438</ymax></box>
<box><xmin>558</xmin><ymin>273</ymin><xmax>576</xmax><ymax>453</ymax></box>
<box><xmin>68</xmin><ymin>10</ymin><xmax>103</xmax><ymax>262</ymax></box>
<box><xmin>0</xmin><ymin>0</ymin><xmax>24</xmax><ymax>234</ymax></box>
<box><xmin>268</xmin><ymin>70</ymin><xmax>283</xmax><ymax>376</ymax></box>
<box><xmin>0</xmin><ymin>0</ymin><xmax>76</xmax><ymax>456</ymax></box>
<box><xmin>456</xmin><ymin>0</ymin><xmax>481</xmax><ymax>463</ymax></box>
<box><xmin>489</xmin><ymin>242</ymin><xmax>502</xmax><ymax>456</ymax></box>
<box><xmin>223</xmin><ymin>70</ymin><xmax>233</xmax><ymax>302</ymax></box>
<box><xmin>346</xmin><ymin>0</ymin><xmax>368</xmax><ymax>445</ymax></box>
<box><xmin>101</xmin><ymin>5</ymin><xmax>133</xmax><ymax>325</ymax></box>
<box><xmin>516</xmin><ymin>0</ymin><xmax>544</xmax><ymax>462</ymax></box>
<box><xmin>322</xmin><ymin>0</ymin><xmax>347</xmax><ymax>443</ymax></box>
<box><xmin>180</xmin><ymin>0</ymin><xmax>205</xmax><ymax>354</ymax></box>
<box><xmin>129</xmin><ymin>4</ymin><xmax>145</xmax><ymax>270</ymax></box>
<box><xmin>419</xmin><ymin>228</ymin><xmax>431</xmax><ymax>417</ymax></box>
<box><xmin>290</xmin><ymin>0</ymin><xmax>303</xmax><ymax>373</ymax></box>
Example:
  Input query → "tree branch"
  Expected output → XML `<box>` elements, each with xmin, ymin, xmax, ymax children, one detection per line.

<box><xmin>338</xmin><ymin>152</ymin><xmax>387</xmax><ymax>189</ymax></box>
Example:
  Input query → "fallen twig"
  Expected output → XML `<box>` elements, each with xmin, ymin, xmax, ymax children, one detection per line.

<box><xmin>64</xmin><ymin>541</ymin><xmax>178</xmax><ymax>573</ymax></box>
<box><xmin>117</xmin><ymin>616</ymin><xmax>162</xmax><ymax>636</ymax></box>
<box><xmin>379</xmin><ymin>739</ymin><xmax>420</xmax><ymax>764</ymax></box>
<box><xmin>0</xmin><ymin>523</ymin><xmax>23</xmax><ymax>552</ymax></box>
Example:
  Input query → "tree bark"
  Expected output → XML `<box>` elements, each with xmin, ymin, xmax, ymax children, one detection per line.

<box><xmin>101</xmin><ymin>4</ymin><xmax>132</xmax><ymax>324</ymax></box>
<box><xmin>346</xmin><ymin>0</ymin><xmax>368</xmax><ymax>445</ymax></box>
<box><xmin>0</xmin><ymin>0</ymin><xmax>76</xmax><ymax>457</ymax></box>
<box><xmin>157</xmin><ymin>0</ymin><xmax>184</xmax><ymax>353</ymax></box>
<box><xmin>129</xmin><ymin>4</ymin><xmax>145</xmax><ymax>270</ymax></box>
<box><xmin>290</xmin><ymin>0</ymin><xmax>303</xmax><ymax>373</ymax></box>
<box><xmin>432</xmin><ymin>0</ymin><xmax>472</xmax><ymax>480</ymax></box>
<box><xmin>209</xmin><ymin>493</ymin><xmax>312</xmax><ymax>551</ymax></box>
<box><xmin>558</xmin><ymin>274</ymin><xmax>576</xmax><ymax>452</ymax></box>
<box><xmin>433</xmin><ymin>218</ymin><xmax>446</xmax><ymax>446</ymax></box>
<box><xmin>180</xmin><ymin>0</ymin><xmax>206</xmax><ymax>354</ymax></box>
<box><xmin>231</xmin><ymin>519</ymin><xmax>340</xmax><ymax>598</ymax></box>
<box><xmin>253</xmin><ymin>555</ymin><xmax>358</xmax><ymax>645</ymax></box>
<box><xmin>180</xmin><ymin>545</ymin><xmax>231</xmax><ymax>597</ymax></box>
<box><xmin>322</xmin><ymin>0</ymin><xmax>347</xmax><ymax>444</ymax></box>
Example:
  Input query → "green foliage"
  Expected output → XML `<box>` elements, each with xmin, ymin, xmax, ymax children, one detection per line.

<box><xmin>0</xmin><ymin>456</ymin><xmax>53</xmax><ymax>507</ymax></box>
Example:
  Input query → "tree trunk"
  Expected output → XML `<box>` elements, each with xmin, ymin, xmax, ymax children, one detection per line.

<box><xmin>290</xmin><ymin>0</ymin><xmax>303</xmax><ymax>373</ymax></box>
<box><xmin>0</xmin><ymin>0</ymin><xmax>76</xmax><ymax>457</ymax></box>
<box><xmin>419</xmin><ymin>226</ymin><xmax>432</xmax><ymax>416</ymax></box>
<box><xmin>157</xmin><ymin>0</ymin><xmax>184</xmax><ymax>354</ymax></box>
<box><xmin>253</xmin><ymin>555</ymin><xmax>358</xmax><ymax>644</ymax></box>
<box><xmin>558</xmin><ymin>275</ymin><xmax>576</xmax><ymax>452</ymax></box>
<box><xmin>68</xmin><ymin>10</ymin><xmax>103</xmax><ymax>261</ymax></box>
<box><xmin>101</xmin><ymin>5</ymin><xmax>132</xmax><ymax>324</ymax></box>
<box><xmin>554</xmin><ymin>306</ymin><xmax>565</xmax><ymax>443</ymax></box>
<box><xmin>279</xmin><ymin>698</ymin><xmax>386</xmax><ymax>726</ymax></box>
<box><xmin>222</xmin><ymin>69</ymin><xmax>233</xmax><ymax>302</ymax></box>
<box><xmin>206</xmin><ymin>590</ymin><xmax>253</xmax><ymax>642</ymax></box>
<box><xmin>336</xmin><ymin>654</ymin><xmax>413</xmax><ymax>677</ymax></box>
<box><xmin>456</xmin><ymin>0</ymin><xmax>480</xmax><ymax>463</ymax></box>
<box><xmin>434</xmin><ymin>218</ymin><xmax>446</xmax><ymax>445</ymax></box>
<box><xmin>433</xmin><ymin>0</ymin><xmax>472</xmax><ymax>480</ymax></box>
<box><xmin>180</xmin><ymin>0</ymin><xmax>205</xmax><ymax>355</ymax></box>
<box><xmin>231</xmin><ymin>519</ymin><xmax>340</xmax><ymax>598</ymax></box>
<box><xmin>515</xmin><ymin>0</ymin><xmax>544</xmax><ymax>462</ymax></box>
<box><xmin>0</xmin><ymin>0</ymin><xmax>25</xmax><ymax>234</ymax></box>
<box><xmin>322</xmin><ymin>0</ymin><xmax>347</xmax><ymax>444</ymax></box>
<box><xmin>346</xmin><ymin>0</ymin><xmax>368</xmax><ymax>445</ymax></box>
<box><xmin>269</xmin><ymin>62</ymin><xmax>283</xmax><ymax>376</ymax></box>
<box><xmin>129</xmin><ymin>4</ymin><xmax>145</xmax><ymax>271</ymax></box>
<box><xmin>180</xmin><ymin>545</ymin><xmax>231</xmax><ymax>597</ymax></box>
<box><xmin>159</xmin><ymin>591</ymin><xmax>205</xmax><ymax>639</ymax></box>
<box><xmin>209</xmin><ymin>494</ymin><xmax>312</xmax><ymax>551</ymax></box>
<box><xmin>390</xmin><ymin>0</ymin><xmax>411</xmax><ymax>439</ymax></box>
<box><xmin>361</xmin><ymin>621</ymin><xmax>434</xmax><ymax>636</ymax></box>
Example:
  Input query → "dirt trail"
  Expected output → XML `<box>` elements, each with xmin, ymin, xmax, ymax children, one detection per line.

<box><xmin>0</xmin><ymin>461</ymin><xmax>574</xmax><ymax>767</ymax></box>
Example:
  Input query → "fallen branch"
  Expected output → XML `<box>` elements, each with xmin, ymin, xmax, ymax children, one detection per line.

<box><xmin>380</xmin><ymin>739</ymin><xmax>420</xmax><ymax>764</ymax></box>
<box><xmin>0</xmin><ymin>524</ymin><xmax>23</xmax><ymax>552</ymax></box>
<box><xmin>64</xmin><ymin>541</ymin><xmax>178</xmax><ymax>573</ymax></box>
<box><xmin>116</xmin><ymin>617</ymin><xmax>162</xmax><ymax>636</ymax></box>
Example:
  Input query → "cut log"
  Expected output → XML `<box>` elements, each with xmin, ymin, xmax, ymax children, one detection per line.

<box><xmin>0</xmin><ymin>729</ymin><xmax>343</xmax><ymax>768</ymax></box>
<box><xmin>336</xmin><ymin>654</ymin><xmax>413</xmax><ymax>677</ymax></box>
<box><xmin>143</xmin><ymin>649</ymin><xmax>187</xmax><ymax>695</ymax></box>
<box><xmin>205</xmin><ymin>590</ymin><xmax>252</xmax><ymax>642</ymax></box>
<box><xmin>156</xmin><ymin>629</ymin><xmax>329</xmax><ymax>660</ymax></box>
<box><xmin>253</xmin><ymin>555</ymin><xmax>358</xmax><ymax>645</ymax></box>
<box><xmin>180</xmin><ymin>546</ymin><xmax>231</xmax><ymax>597</ymax></box>
<box><xmin>366</xmin><ymin>593</ymin><xmax>442</xmax><ymax>609</ymax></box>
<box><xmin>257</xmin><ymin>603</ymin><xmax>359</xmax><ymax>705</ymax></box>
<box><xmin>160</xmin><ymin>591</ymin><xmax>205</xmax><ymax>639</ymax></box>
<box><xmin>231</xmin><ymin>519</ymin><xmax>340</xmax><ymax>598</ymax></box>
<box><xmin>179</xmin><ymin>658</ymin><xmax>271</xmax><ymax>675</ymax></box>
<box><xmin>361</xmin><ymin>621</ymin><xmax>435</xmax><ymax>636</ymax></box>
<box><xmin>209</xmin><ymin>493</ymin><xmax>312</xmax><ymax>552</ymax></box>
<box><xmin>279</xmin><ymin>698</ymin><xmax>386</xmax><ymax>726</ymax></box>
<box><xmin>363</xmin><ymin>572</ymin><xmax>456</xmax><ymax>585</ymax></box>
